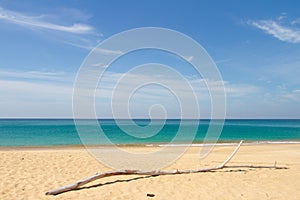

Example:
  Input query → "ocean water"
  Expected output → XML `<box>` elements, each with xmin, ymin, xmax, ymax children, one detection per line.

<box><xmin>0</xmin><ymin>119</ymin><xmax>300</xmax><ymax>146</ymax></box>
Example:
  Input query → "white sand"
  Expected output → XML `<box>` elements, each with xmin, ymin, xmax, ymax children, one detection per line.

<box><xmin>0</xmin><ymin>144</ymin><xmax>299</xmax><ymax>199</ymax></box>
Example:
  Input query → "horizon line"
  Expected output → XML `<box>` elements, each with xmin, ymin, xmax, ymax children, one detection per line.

<box><xmin>0</xmin><ymin>118</ymin><xmax>300</xmax><ymax>120</ymax></box>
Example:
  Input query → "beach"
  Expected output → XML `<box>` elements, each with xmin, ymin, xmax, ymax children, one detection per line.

<box><xmin>0</xmin><ymin>143</ymin><xmax>299</xmax><ymax>199</ymax></box>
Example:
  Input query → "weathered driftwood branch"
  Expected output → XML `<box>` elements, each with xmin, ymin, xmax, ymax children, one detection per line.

<box><xmin>225</xmin><ymin>164</ymin><xmax>287</xmax><ymax>170</ymax></box>
<box><xmin>45</xmin><ymin>140</ymin><xmax>286</xmax><ymax>195</ymax></box>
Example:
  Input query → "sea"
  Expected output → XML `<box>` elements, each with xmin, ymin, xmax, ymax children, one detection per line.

<box><xmin>0</xmin><ymin>119</ymin><xmax>300</xmax><ymax>147</ymax></box>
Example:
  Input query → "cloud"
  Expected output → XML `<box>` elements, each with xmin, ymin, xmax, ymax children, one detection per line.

<box><xmin>0</xmin><ymin>6</ymin><xmax>101</xmax><ymax>50</ymax></box>
<box><xmin>92</xmin><ymin>70</ymin><xmax>259</xmax><ymax>103</ymax></box>
<box><xmin>279</xmin><ymin>89</ymin><xmax>300</xmax><ymax>101</ymax></box>
<box><xmin>0</xmin><ymin>6</ymin><xmax>94</xmax><ymax>34</ymax></box>
<box><xmin>0</xmin><ymin>69</ymin><xmax>60</xmax><ymax>79</ymax></box>
<box><xmin>248</xmin><ymin>19</ymin><xmax>300</xmax><ymax>43</ymax></box>
<box><xmin>0</xmin><ymin>69</ymin><xmax>74</xmax><ymax>83</ymax></box>
<box><xmin>0</xmin><ymin>79</ymin><xmax>73</xmax><ymax>118</ymax></box>
<box><xmin>293</xmin><ymin>89</ymin><xmax>300</xmax><ymax>93</ymax></box>
<box><xmin>0</xmin><ymin>79</ymin><xmax>72</xmax><ymax>98</ymax></box>
<box><xmin>277</xmin><ymin>13</ymin><xmax>287</xmax><ymax>21</ymax></box>
<box><xmin>0</xmin><ymin>69</ymin><xmax>75</xmax><ymax>117</ymax></box>
<box><xmin>183</xmin><ymin>55</ymin><xmax>193</xmax><ymax>62</ymax></box>
<box><xmin>259</xmin><ymin>89</ymin><xmax>300</xmax><ymax>105</ymax></box>
<box><xmin>0</xmin><ymin>69</ymin><xmax>290</xmax><ymax>118</ymax></box>
<box><xmin>291</xmin><ymin>18</ymin><xmax>300</xmax><ymax>25</ymax></box>
<box><xmin>0</xmin><ymin>68</ymin><xmax>296</xmax><ymax>118</ymax></box>
<box><xmin>93</xmin><ymin>48</ymin><xmax>123</xmax><ymax>55</ymax></box>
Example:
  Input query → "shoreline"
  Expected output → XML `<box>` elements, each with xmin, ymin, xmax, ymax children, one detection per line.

<box><xmin>1</xmin><ymin>140</ymin><xmax>300</xmax><ymax>151</ymax></box>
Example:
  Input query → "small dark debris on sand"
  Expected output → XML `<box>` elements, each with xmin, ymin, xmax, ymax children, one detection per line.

<box><xmin>147</xmin><ymin>193</ymin><xmax>155</xmax><ymax>197</ymax></box>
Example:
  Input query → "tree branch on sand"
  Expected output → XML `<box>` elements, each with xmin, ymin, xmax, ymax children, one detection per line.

<box><xmin>45</xmin><ymin>140</ymin><xmax>287</xmax><ymax>195</ymax></box>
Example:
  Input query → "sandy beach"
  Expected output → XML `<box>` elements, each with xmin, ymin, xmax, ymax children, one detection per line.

<box><xmin>0</xmin><ymin>143</ymin><xmax>299</xmax><ymax>200</ymax></box>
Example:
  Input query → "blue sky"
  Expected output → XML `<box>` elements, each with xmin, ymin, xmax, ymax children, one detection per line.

<box><xmin>0</xmin><ymin>0</ymin><xmax>300</xmax><ymax>118</ymax></box>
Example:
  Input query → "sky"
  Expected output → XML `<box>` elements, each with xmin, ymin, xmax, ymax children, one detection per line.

<box><xmin>0</xmin><ymin>0</ymin><xmax>300</xmax><ymax>119</ymax></box>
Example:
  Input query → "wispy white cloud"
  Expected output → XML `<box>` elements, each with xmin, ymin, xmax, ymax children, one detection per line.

<box><xmin>248</xmin><ymin>19</ymin><xmax>300</xmax><ymax>43</ymax></box>
<box><xmin>93</xmin><ymin>48</ymin><xmax>123</xmax><ymax>55</ymax></box>
<box><xmin>183</xmin><ymin>55</ymin><xmax>193</xmax><ymax>62</ymax></box>
<box><xmin>291</xmin><ymin>18</ymin><xmax>300</xmax><ymax>25</ymax></box>
<box><xmin>0</xmin><ymin>6</ymin><xmax>94</xmax><ymax>34</ymax></box>
<box><xmin>277</xmin><ymin>13</ymin><xmax>287</xmax><ymax>21</ymax></box>
<box><xmin>0</xmin><ymin>69</ymin><xmax>74</xmax><ymax>117</ymax></box>
<box><xmin>263</xmin><ymin>88</ymin><xmax>300</xmax><ymax>103</ymax></box>
<box><xmin>0</xmin><ymin>79</ymin><xmax>73</xmax><ymax>118</ymax></box>
<box><xmin>92</xmin><ymin>71</ymin><xmax>263</xmax><ymax>118</ymax></box>
<box><xmin>0</xmin><ymin>6</ymin><xmax>101</xmax><ymax>50</ymax></box>
<box><xmin>93</xmin><ymin>70</ymin><xmax>258</xmax><ymax>102</ymax></box>
<box><xmin>280</xmin><ymin>90</ymin><xmax>300</xmax><ymax>101</ymax></box>
<box><xmin>0</xmin><ymin>69</ymin><xmax>74</xmax><ymax>82</ymax></box>
<box><xmin>293</xmin><ymin>89</ymin><xmax>300</xmax><ymax>93</ymax></box>
<box><xmin>0</xmin><ymin>69</ymin><xmax>292</xmax><ymax>118</ymax></box>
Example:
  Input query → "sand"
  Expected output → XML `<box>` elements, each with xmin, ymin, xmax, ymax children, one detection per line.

<box><xmin>0</xmin><ymin>143</ymin><xmax>299</xmax><ymax>200</ymax></box>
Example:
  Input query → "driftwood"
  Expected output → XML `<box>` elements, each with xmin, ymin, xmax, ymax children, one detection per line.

<box><xmin>45</xmin><ymin>140</ymin><xmax>287</xmax><ymax>195</ymax></box>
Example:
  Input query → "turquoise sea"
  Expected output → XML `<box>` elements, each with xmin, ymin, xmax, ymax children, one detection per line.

<box><xmin>0</xmin><ymin>119</ymin><xmax>300</xmax><ymax>146</ymax></box>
